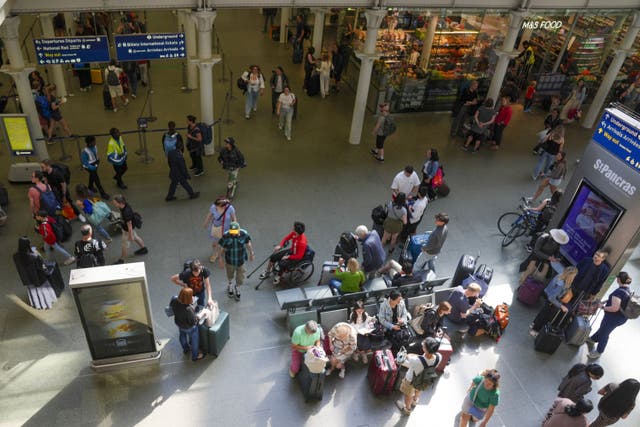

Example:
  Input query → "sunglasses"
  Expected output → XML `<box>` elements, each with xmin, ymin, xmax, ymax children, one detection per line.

<box><xmin>486</xmin><ymin>372</ymin><xmax>500</xmax><ymax>382</ymax></box>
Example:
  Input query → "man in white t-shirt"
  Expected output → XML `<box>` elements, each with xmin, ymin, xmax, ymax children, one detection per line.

<box><xmin>276</xmin><ymin>86</ymin><xmax>296</xmax><ymax>141</ymax></box>
<box><xmin>396</xmin><ymin>337</ymin><xmax>441</xmax><ymax>415</ymax></box>
<box><xmin>391</xmin><ymin>166</ymin><xmax>421</xmax><ymax>199</ymax></box>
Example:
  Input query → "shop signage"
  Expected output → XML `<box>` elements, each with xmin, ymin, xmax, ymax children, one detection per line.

<box><xmin>33</xmin><ymin>36</ymin><xmax>110</xmax><ymax>64</ymax></box>
<box><xmin>521</xmin><ymin>20</ymin><xmax>563</xmax><ymax>30</ymax></box>
<box><xmin>115</xmin><ymin>33</ymin><xmax>186</xmax><ymax>61</ymax></box>
<box><xmin>593</xmin><ymin>108</ymin><xmax>640</xmax><ymax>176</ymax></box>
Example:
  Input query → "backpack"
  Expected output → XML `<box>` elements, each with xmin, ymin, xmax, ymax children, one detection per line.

<box><xmin>620</xmin><ymin>288</ymin><xmax>640</xmax><ymax>319</ymax></box>
<box><xmin>539</xmin><ymin>202</ymin><xmax>557</xmax><ymax>225</ymax></box>
<box><xmin>382</xmin><ymin>116</ymin><xmax>397</xmax><ymax>136</ymax></box>
<box><xmin>132</xmin><ymin>212</ymin><xmax>143</xmax><ymax>229</ymax></box>
<box><xmin>431</xmin><ymin>167</ymin><xmax>444</xmax><ymax>188</ymax></box>
<box><xmin>410</xmin><ymin>354</ymin><xmax>440</xmax><ymax>391</ymax></box>
<box><xmin>163</xmin><ymin>133</ymin><xmax>178</xmax><ymax>154</ymax></box>
<box><xmin>107</xmin><ymin>68</ymin><xmax>119</xmax><ymax>86</ymax></box>
<box><xmin>237</xmin><ymin>77</ymin><xmax>248</xmax><ymax>93</ymax></box>
<box><xmin>52</xmin><ymin>163</ymin><xmax>71</xmax><ymax>185</ymax></box>
<box><xmin>335</xmin><ymin>232</ymin><xmax>358</xmax><ymax>260</ymax></box>
<box><xmin>76</xmin><ymin>251</ymin><xmax>99</xmax><ymax>268</ymax></box>
<box><xmin>56</xmin><ymin>214</ymin><xmax>72</xmax><ymax>242</ymax></box>
<box><xmin>34</xmin><ymin>185</ymin><xmax>60</xmax><ymax>216</ymax></box>
<box><xmin>197</xmin><ymin>123</ymin><xmax>212</xmax><ymax>145</ymax></box>
<box><xmin>47</xmin><ymin>216</ymin><xmax>64</xmax><ymax>242</ymax></box>
<box><xmin>371</xmin><ymin>204</ymin><xmax>388</xmax><ymax>225</ymax></box>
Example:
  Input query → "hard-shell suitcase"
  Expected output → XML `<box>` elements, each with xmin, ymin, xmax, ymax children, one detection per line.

<box><xmin>474</xmin><ymin>264</ymin><xmax>493</xmax><ymax>285</ymax></box>
<box><xmin>307</xmin><ymin>73</ymin><xmax>320</xmax><ymax>97</ymax></box>
<box><xmin>298</xmin><ymin>362</ymin><xmax>324</xmax><ymax>402</ymax></box>
<box><xmin>451</xmin><ymin>254</ymin><xmax>476</xmax><ymax>287</ymax></box>
<box><xmin>534</xmin><ymin>310</ymin><xmax>568</xmax><ymax>354</ymax></box>
<box><xmin>368</xmin><ymin>349</ymin><xmax>397</xmax><ymax>395</ymax></box>
<box><xmin>46</xmin><ymin>261</ymin><xmax>65</xmax><ymax>297</ymax></box>
<box><xmin>517</xmin><ymin>277</ymin><xmax>545</xmax><ymax>306</ymax></box>
<box><xmin>0</xmin><ymin>95</ymin><xmax>8</xmax><ymax>114</ymax></box>
<box><xmin>0</xmin><ymin>183</ymin><xmax>9</xmax><ymax>207</ymax></box>
<box><xmin>565</xmin><ymin>315</ymin><xmax>591</xmax><ymax>346</ymax></box>
<box><xmin>408</xmin><ymin>233</ymin><xmax>431</xmax><ymax>261</ymax></box>
<box><xmin>435</xmin><ymin>336</ymin><xmax>453</xmax><ymax>373</ymax></box>
<box><xmin>318</xmin><ymin>261</ymin><xmax>339</xmax><ymax>286</ymax></box>
<box><xmin>199</xmin><ymin>311</ymin><xmax>230</xmax><ymax>356</ymax></box>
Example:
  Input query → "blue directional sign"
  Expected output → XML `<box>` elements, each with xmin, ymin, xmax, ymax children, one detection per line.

<box><xmin>593</xmin><ymin>108</ymin><xmax>640</xmax><ymax>174</ymax></box>
<box><xmin>33</xmin><ymin>36</ymin><xmax>110</xmax><ymax>65</ymax></box>
<box><xmin>115</xmin><ymin>33</ymin><xmax>186</xmax><ymax>61</ymax></box>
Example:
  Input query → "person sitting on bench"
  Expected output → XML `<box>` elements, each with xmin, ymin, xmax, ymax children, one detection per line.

<box><xmin>259</xmin><ymin>221</ymin><xmax>307</xmax><ymax>285</ymax></box>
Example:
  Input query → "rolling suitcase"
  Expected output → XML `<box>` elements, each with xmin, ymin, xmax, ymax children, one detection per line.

<box><xmin>318</xmin><ymin>261</ymin><xmax>339</xmax><ymax>286</ymax></box>
<box><xmin>368</xmin><ymin>349</ymin><xmax>397</xmax><ymax>395</ymax></box>
<box><xmin>434</xmin><ymin>182</ymin><xmax>450</xmax><ymax>198</ymax></box>
<box><xmin>534</xmin><ymin>310</ymin><xmax>568</xmax><ymax>354</ymax></box>
<box><xmin>565</xmin><ymin>315</ymin><xmax>591</xmax><ymax>346</ymax></box>
<box><xmin>103</xmin><ymin>86</ymin><xmax>113</xmax><ymax>110</ymax></box>
<box><xmin>46</xmin><ymin>261</ymin><xmax>65</xmax><ymax>297</ymax></box>
<box><xmin>517</xmin><ymin>277</ymin><xmax>545</xmax><ymax>306</ymax></box>
<box><xmin>307</xmin><ymin>73</ymin><xmax>320</xmax><ymax>97</ymax></box>
<box><xmin>408</xmin><ymin>232</ymin><xmax>431</xmax><ymax>261</ymax></box>
<box><xmin>474</xmin><ymin>264</ymin><xmax>493</xmax><ymax>285</ymax></box>
<box><xmin>435</xmin><ymin>335</ymin><xmax>453</xmax><ymax>373</ymax></box>
<box><xmin>451</xmin><ymin>254</ymin><xmax>476</xmax><ymax>287</ymax></box>
<box><xmin>298</xmin><ymin>363</ymin><xmax>324</xmax><ymax>402</ymax></box>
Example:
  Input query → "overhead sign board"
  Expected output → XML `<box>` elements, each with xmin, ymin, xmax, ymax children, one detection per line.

<box><xmin>33</xmin><ymin>36</ymin><xmax>110</xmax><ymax>65</ymax></box>
<box><xmin>115</xmin><ymin>33</ymin><xmax>186</xmax><ymax>61</ymax></box>
<box><xmin>593</xmin><ymin>108</ymin><xmax>640</xmax><ymax>175</ymax></box>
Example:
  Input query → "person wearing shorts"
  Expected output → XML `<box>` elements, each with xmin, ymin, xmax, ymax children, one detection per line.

<box><xmin>459</xmin><ymin>369</ymin><xmax>500</xmax><ymax>427</ymax></box>
<box><xmin>370</xmin><ymin>103</ymin><xmax>391</xmax><ymax>162</ymax></box>
<box><xmin>104</xmin><ymin>60</ymin><xmax>129</xmax><ymax>112</ymax></box>
<box><xmin>396</xmin><ymin>337</ymin><xmax>441</xmax><ymax>415</ymax></box>
<box><xmin>218</xmin><ymin>222</ymin><xmax>254</xmax><ymax>302</ymax></box>
<box><xmin>112</xmin><ymin>194</ymin><xmax>147</xmax><ymax>264</ymax></box>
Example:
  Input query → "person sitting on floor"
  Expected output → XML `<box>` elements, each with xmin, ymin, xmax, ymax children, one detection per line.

<box><xmin>447</xmin><ymin>282</ymin><xmax>483</xmax><ymax>334</ymax></box>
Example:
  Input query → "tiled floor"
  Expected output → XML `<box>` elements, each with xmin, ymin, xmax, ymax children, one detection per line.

<box><xmin>1</xmin><ymin>8</ymin><xmax>639</xmax><ymax>427</ymax></box>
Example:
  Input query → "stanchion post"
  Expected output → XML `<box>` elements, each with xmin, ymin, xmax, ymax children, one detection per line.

<box><xmin>223</xmin><ymin>91</ymin><xmax>234</xmax><ymax>125</ymax></box>
<box><xmin>140</xmin><ymin>128</ymin><xmax>153</xmax><ymax>164</ymax></box>
<box><xmin>58</xmin><ymin>137</ymin><xmax>71</xmax><ymax>161</ymax></box>
<box><xmin>229</xmin><ymin>70</ymin><xmax>236</xmax><ymax>100</ymax></box>
<box><xmin>219</xmin><ymin>52</ymin><xmax>227</xmax><ymax>82</ymax></box>
<box><xmin>75</xmin><ymin>136</ymin><xmax>83</xmax><ymax>170</ymax></box>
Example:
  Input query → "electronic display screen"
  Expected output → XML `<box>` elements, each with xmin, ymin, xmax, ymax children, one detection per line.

<box><xmin>2</xmin><ymin>115</ymin><xmax>35</xmax><ymax>156</ymax></box>
<box><xmin>72</xmin><ymin>281</ymin><xmax>156</xmax><ymax>360</ymax></box>
<box><xmin>559</xmin><ymin>180</ymin><xmax>624</xmax><ymax>265</ymax></box>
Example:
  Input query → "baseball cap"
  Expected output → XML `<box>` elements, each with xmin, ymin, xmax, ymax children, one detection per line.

<box><xmin>229</xmin><ymin>222</ymin><xmax>240</xmax><ymax>235</ymax></box>
<box><xmin>224</xmin><ymin>137</ymin><xmax>235</xmax><ymax>146</ymax></box>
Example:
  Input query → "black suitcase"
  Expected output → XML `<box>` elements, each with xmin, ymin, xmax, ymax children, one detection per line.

<box><xmin>534</xmin><ymin>311</ymin><xmax>568</xmax><ymax>354</ymax></box>
<box><xmin>292</xmin><ymin>43</ymin><xmax>303</xmax><ymax>64</ymax></box>
<box><xmin>103</xmin><ymin>86</ymin><xmax>113</xmax><ymax>110</ymax></box>
<box><xmin>307</xmin><ymin>73</ymin><xmax>320</xmax><ymax>97</ymax></box>
<box><xmin>435</xmin><ymin>182</ymin><xmax>450</xmax><ymax>198</ymax></box>
<box><xmin>297</xmin><ymin>363</ymin><xmax>324</xmax><ymax>402</ymax></box>
<box><xmin>46</xmin><ymin>261</ymin><xmax>65</xmax><ymax>297</ymax></box>
<box><xmin>474</xmin><ymin>264</ymin><xmax>493</xmax><ymax>285</ymax></box>
<box><xmin>451</xmin><ymin>254</ymin><xmax>477</xmax><ymax>287</ymax></box>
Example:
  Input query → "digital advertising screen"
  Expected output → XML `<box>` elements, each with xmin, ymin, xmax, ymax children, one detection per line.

<box><xmin>1</xmin><ymin>115</ymin><xmax>35</xmax><ymax>156</ymax></box>
<box><xmin>559</xmin><ymin>180</ymin><xmax>624</xmax><ymax>265</ymax></box>
<box><xmin>72</xmin><ymin>281</ymin><xmax>156</xmax><ymax>360</ymax></box>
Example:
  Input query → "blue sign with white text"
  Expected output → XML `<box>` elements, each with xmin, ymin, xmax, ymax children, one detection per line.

<box><xmin>115</xmin><ymin>33</ymin><xmax>186</xmax><ymax>61</ymax></box>
<box><xmin>593</xmin><ymin>108</ymin><xmax>640</xmax><ymax>174</ymax></box>
<box><xmin>33</xmin><ymin>36</ymin><xmax>110</xmax><ymax>65</ymax></box>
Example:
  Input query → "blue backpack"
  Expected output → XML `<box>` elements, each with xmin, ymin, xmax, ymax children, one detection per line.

<box><xmin>35</xmin><ymin>95</ymin><xmax>51</xmax><ymax>119</ymax></box>
<box><xmin>34</xmin><ymin>185</ymin><xmax>60</xmax><ymax>216</ymax></box>
<box><xmin>163</xmin><ymin>133</ymin><xmax>178</xmax><ymax>154</ymax></box>
<box><xmin>197</xmin><ymin>123</ymin><xmax>212</xmax><ymax>145</ymax></box>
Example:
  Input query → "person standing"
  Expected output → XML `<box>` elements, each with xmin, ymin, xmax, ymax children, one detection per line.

<box><xmin>122</xmin><ymin>61</ymin><xmax>138</xmax><ymax>99</ymax></box>
<box><xmin>370</xmin><ymin>103</ymin><xmax>392</xmax><ymax>162</ymax></box>
<box><xmin>354</xmin><ymin>225</ymin><xmax>385</xmax><ymax>277</ymax></box>
<box><xmin>561</xmin><ymin>78</ymin><xmax>588</xmax><ymax>121</ymax></box>
<box><xmin>40</xmin><ymin>159</ymin><xmax>71</xmax><ymax>212</ymax></box>
<box><xmin>587</xmin><ymin>272</ymin><xmax>633</xmax><ymax>359</ymax></box>
<box><xmin>27</xmin><ymin>171</ymin><xmax>54</xmax><ymax>216</ymax></box>
<box><xmin>218</xmin><ymin>221</ymin><xmax>254</xmax><ymax>302</ymax></box>
<box><xmin>488</xmin><ymin>95</ymin><xmax>512</xmax><ymax>151</ymax></box>
<box><xmin>571</xmin><ymin>249</ymin><xmax>610</xmax><ymax>301</ymax></box>
<box><xmin>589</xmin><ymin>379</ymin><xmax>640</xmax><ymax>427</ymax></box>
<box><xmin>413</xmin><ymin>212</ymin><xmax>450</xmax><ymax>274</ymax></box>
<box><xmin>391</xmin><ymin>166</ymin><xmax>421</xmax><ymax>199</ymax></box>
<box><xmin>533</xmin><ymin>126</ymin><xmax>565</xmax><ymax>181</ymax></box>
<box><xmin>459</xmin><ymin>369</ymin><xmax>500</xmax><ymax>427</ymax></box>
<box><xmin>401</xmin><ymin>186</ymin><xmax>429</xmax><ymax>241</ymax></box>
<box><xmin>165</xmin><ymin>140</ymin><xmax>200</xmax><ymax>202</ymax></box>
<box><xmin>217</xmin><ymin>137</ymin><xmax>246</xmax><ymax>199</ymax></box>
<box><xmin>185</xmin><ymin>115</ymin><xmax>204</xmax><ymax>177</ymax></box>
<box><xmin>542</xmin><ymin>397</ymin><xmax>593</xmax><ymax>427</ymax></box>
<box><xmin>450</xmin><ymin>80</ymin><xmax>479</xmax><ymax>138</ymax></box>
<box><xmin>106</xmin><ymin>128</ymin><xmax>128</xmax><ymax>190</ymax></box>
<box><xmin>270</xmin><ymin>66</ymin><xmax>289</xmax><ymax>114</ymax></box>
<box><xmin>170</xmin><ymin>259</ymin><xmax>214</xmax><ymax>309</ymax></box>
<box><xmin>276</xmin><ymin>86</ymin><xmax>297</xmax><ymax>141</ymax></box>
<box><xmin>112</xmin><ymin>194</ymin><xmax>147</xmax><ymax>264</ymax></box>
<box><xmin>517</xmin><ymin>40</ymin><xmax>535</xmax><ymax>82</ymax></box>
<box><xmin>104</xmin><ymin>60</ymin><xmax>129</xmax><ymax>112</ymax></box>
<box><xmin>317</xmin><ymin>53</ymin><xmax>332</xmax><ymax>98</ymax></box>
<box><xmin>395</xmin><ymin>337</ymin><xmax>441</xmax><ymax>416</ymax></box>
<box><xmin>303</xmin><ymin>47</ymin><xmax>316</xmax><ymax>92</ymax></box>
<box><xmin>170</xmin><ymin>287</ymin><xmax>205</xmax><ymax>362</ymax></box>
<box><xmin>81</xmin><ymin>136</ymin><xmax>109</xmax><ymax>200</ymax></box>
<box><xmin>262</xmin><ymin>8</ymin><xmax>277</xmax><ymax>33</ymax></box>
<box><xmin>241</xmin><ymin>65</ymin><xmax>265</xmax><ymax>119</ymax></box>
<box><xmin>74</xmin><ymin>224</ymin><xmax>107</xmax><ymax>268</ymax></box>
<box><xmin>558</xmin><ymin>363</ymin><xmax>604</xmax><ymax>403</ymax></box>
<box><xmin>523</xmin><ymin>80</ymin><xmax>536</xmax><ymax>112</ymax></box>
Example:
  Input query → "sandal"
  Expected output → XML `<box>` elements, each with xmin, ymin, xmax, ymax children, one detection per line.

<box><xmin>192</xmin><ymin>352</ymin><xmax>205</xmax><ymax>361</ymax></box>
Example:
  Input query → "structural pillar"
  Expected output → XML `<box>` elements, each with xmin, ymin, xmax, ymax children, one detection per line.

<box><xmin>348</xmin><ymin>9</ymin><xmax>386</xmax><ymax>145</ymax></box>
<box><xmin>599</xmin><ymin>14</ymin><xmax>627</xmax><ymax>71</ymax></box>
<box><xmin>419</xmin><ymin>14</ymin><xmax>438</xmax><ymax>70</ymax></box>
<box><xmin>190</xmin><ymin>10</ymin><xmax>221</xmax><ymax>155</ymax></box>
<box><xmin>487</xmin><ymin>10</ymin><xmax>527</xmax><ymax>104</ymax></box>
<box><xmin>552</xmin><ymin>13</ymin><xmax>579</xmax><ymax>73</ymax></box>
<box><xmin>279</xmin><ymin>7</ymin><xmax>290</xmax><ymax>44</ymax></box>
<box><xmin>39</xmin><ymin>14</ymin><xmax>68</xmax><ymax>97</ymax></box>
<box><xmin>179</xmin><ymin>9</ymin><xmax>198</xmax><ymax>90</ymax></box>
<box><xmin>583</xmin><ymin>12</ymin><xmax>640</xmax><ymax>129</ymax></box>
<box><xmin>0</xmin><ymin>17</ymin><xmax>48</xmax><ymax>160</ymax></box>
<box><xmin>312</xmin><ymin>8</ymin><xmax>326</xmax><ymax>55</ymax></box>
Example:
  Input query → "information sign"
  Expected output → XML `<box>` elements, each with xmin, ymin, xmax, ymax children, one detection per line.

<box><xmin>115</xmin><ymin>33</ymin><xmax>186</xmax><ymax>61</ymax></box>
<box><xmin>33</xmin><ymin>36</ymin><xmax>110</xmax><ymax>65</ymax></box>
<box><xmin>1</xmin><ymin>115</ymin><xmax>34</xmax><ymax>156</ymax></box>
<box><xmin>593</xmin><ymin>108</ymin><xmax>640</xmax><ymax>174</ymax></box>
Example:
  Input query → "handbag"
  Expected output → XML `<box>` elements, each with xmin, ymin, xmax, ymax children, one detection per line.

<box><xmin>468</xmin><ymin>382</ymin><xmax>486</xmax><ymax>420</ymax></box>
<box><xmin>210</xmin><ymin>224</ymin><xmax>223</xmax><ymax>239</ymax></box>
<box><xmin>395</xmin><ymin>346</ymin><xmax>408</xmax><ymax>364</ymax></box>
<box><xmin>304</xmin><ymin>345</ymin><xmax>329</xmax><ymax>373</ymax></box>
<box><xmin>559</xmin><ymin>288</ymin><xmax>573</xmax><ymax>304</ymax></box>
<box><xmin>577</xmin><ymin>299</ymin><xmax>600</xmax><ymax>317</ymax></box>
<box><xmin>206</xmin><ymin>300</ymin><xmax>220</xmax><ymax>327</ymax></box>
<box><xmin>165</xmin><ymin>296</ymin><xmax>177</xmax><ymax>317</ymax></box>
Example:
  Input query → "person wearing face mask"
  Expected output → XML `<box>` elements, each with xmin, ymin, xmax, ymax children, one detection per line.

<box><xmin>447</xmin><ymin>283</ymin><xmax>483</xmax><ymax>334</ymax></box>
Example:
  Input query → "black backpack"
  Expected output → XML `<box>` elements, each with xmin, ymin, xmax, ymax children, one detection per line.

<box><xmin>52</xmin><ymin>163</ymin><xmax>71</xmax><ymax>185</ymax></box>
<box><xmin>76</xmin><ymin>252</ymin><xmax>99</xmax><ymax>268</ymax></box>
<box><xmin>55</xmin><ymin>215</ymin><xmax>72</xmax><ymax>242</ymax></box>
<box><xmin>132</xmin><ymin>212</ymin><xmax>143</xmax><ymax>229</ymax></box>
<box><xmin>107</xmin><ymin>68</ymin><xmax>119</xmax><ymax>86</ymax></box>
<box><xmin>411</xmin><ymin>354</ymin><xmax>440</xmax><ymax>391</ymax></box>
<box><xmin>371</xmin><ymin>204</ymin><xmax>388</xmax><ymax>225</ymax></box>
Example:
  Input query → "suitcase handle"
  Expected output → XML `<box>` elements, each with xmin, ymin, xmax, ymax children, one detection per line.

<box><xmin>550</xmin><ymin>290</ymin><xmax>586</xmax><ymax>327</ymax></box>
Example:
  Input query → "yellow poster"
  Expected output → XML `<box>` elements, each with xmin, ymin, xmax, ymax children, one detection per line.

<box><xmin>3</xmin><ymin>116</ymin><xmax>34</xmax><ymax>154</ymax></box>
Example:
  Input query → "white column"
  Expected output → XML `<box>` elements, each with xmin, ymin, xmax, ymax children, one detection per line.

<box><xmin>190</xmin><ymin>10</ymin><xmax>220</xmax><ymax>155</ymax></box>
<box><xmin>487</xmin><ymin>10</ymin><xmax>527</xmax><ymax>104</ymax></box>
<box><xmin>0</xmin><ymin>17</ymin><xmax>48</xmax><ymax>160</ymax></box>
<box><xmin>179</xmin><ymin>9</ymin><xmax>198</xmax><ymax>90</ymax></box>
<box><xmin>419</xmin><ymin>14</ymin><xmax>438</xmax><ymax>70</ymax></box>
<box><xmin>63</xmin><ymin>12</ymin><xmax>74</xmax><ymax>35</ymax></box>
<box><xmin>39</xmin><ymin>14</ymin><xmax>68</xmax><ymax>97</ymax></box>
<box><xmin>583</xmin><ymin>12</ymin><xmax>640</xmax><ymax>129</ymax></box>
<box><xmin>279</xmin><ymin>8</ymin><xmax>290</xmax><ymax>44</ymax></box>
<box><xmin>348</xmin><ymin>9</ymin><xmax>386</xmax><ymax>145</ymax></box>
<box><xmin>312</xmin><ymin>9</ymin><xmax>326</xmax><ymax>55</ymax></box>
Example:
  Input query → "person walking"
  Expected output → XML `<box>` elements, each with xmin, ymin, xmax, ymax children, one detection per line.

<box><xmin>186</xmin><ymin>115</ymin><xmax>204</xmax><ymax>177</ymax></box>
<box><xmin>459</xmin><ymin>369</ymin><xmax>500</xmax><ymax>427</ymax></box>
<box><xmin>413</xmin><ymin>212</ymin><xmax>450</xmax><ymax>274</ymax></box>
<box><xmin>530</xmin><ymin>151</ymin><xmax>567</xmax><ymax>203</ymax></box>
<box><xmin>34</xmin><ymin>210</ymin><xmax>75</xmax><ymax>265</ymax></box>
<box><xmin>370</xmin><ymin>103</ymin><xmax>392</xmax><ymax>162</ymax></box>
<box><xmin>489</xmin><ymin>95</ymin><xmax>512</xmax><ymax>151</ymax></box>
<box><xmin>354</xmin><ymin>225</ymin><xmax>385</xmax><ymax>277</ymax></box>
<box><xmin>317</xmin><ymin>53</ymin><xmax>332</xmax><ymax>98</ymax></box>
<box><xmin>112</xmin><ymin>194</ymin><xmax>147</xmax><ymax>264</ymax></box>
<box><xmin>218</xmin><ymin>221</ymin><xmax>254</xmax><ymax>302</ymax></box>
<box><xmin>450</xmin><ymin>80</ymin><xmax>479</xmax><ymax>138</ymax></box>
<box><xmin>542</xmin><ymin>397</ymin><xmax>593</xmax><ymax>427</ymax></box>
<box><xmin>270</xmin><ymin>66</ymin><xmax>289</xmax><ymax>114</ymax></box>
<box><xmin>561</xmin><ymin>78</ymin><xmax>588</xmax><ymax>121</ymax></box>
<box><xmin>203</xmin><ymin>197</ymin><xmax>237</xmax><ymax>265</ymax></box>
<box><xmin>303</xmin><ymin>47</ymin><xmax>316</xmax><ymax>92</ymax></box>
<box><xmin>106</xmin><ymin>128</ymin><xmax>128</xmax><ymax>190</ymax></box>
<box><xmin>74</xmin><ymin>224</ymin><xmax>107</xmax><ymax>268</ymax></box>
<box><xmin>217</xmin><ymin>137</ymin><xmax>246</xmax><ymax>199</ymax></box>
<box><xmin>165</xmin><ymin>140</ymin><xmax>200</xmax><ymax>202</ymax></box>
<box><xmin>161</xmin><ymin>121</ymin><xmax>183</xmax><ymax>156</ymax></box>
<box><xmin>276</xmin><ymin>86</ymin><xmax>296</xmax><ymax>141</ymax></box>
<box><xmin>589</xmin><ymin>379</ymin><xmax>639</xmax><ymax>427</ymax></box>
<box><xmin>241</xmin><ymin>65</ymin><xmax>265</xmax><ymax>119</ymax></box>
<box><xmin>45</xmin><ymin>84</ymin><xmax>73</xmax><ymax>142</ymax></box>
<box><xmin>81</xmin><ymin>136</ymin><xmax>109</xmax><ymax>200</ymax></box>
<box><xmin>395</xmin><ymin>337</ymin><xmax>441</xmax><ymax>416</ymax></box>
<box><xmin>533</xmin><ymin>126</ymin><xmax>565</xmax><ymax>180</ymax></box>
<box><xmin>587</xmin><ymin>272</ymin><xmax>634</xmax><ymax>359</ymax></box>
<box><xmin>104</xmin><ymin>60</ymin><xmax>129</xmax><ymax>112</ymax></box>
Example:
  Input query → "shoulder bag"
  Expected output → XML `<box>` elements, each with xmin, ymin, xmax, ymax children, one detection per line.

<box><xmin>468</xmin><ymin>382</ymin><xmax>487</xmax><ymax>420</ymax></box>
<box><xmin>210</xmin><ymin>205</ymin><xmax>230</xmax><ymax>239</ymax></box>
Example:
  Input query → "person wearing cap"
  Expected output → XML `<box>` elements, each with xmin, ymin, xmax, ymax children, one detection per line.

<box><xmin>413</xmin><ymin>212</ymin><xmax>449</xmax><ymax>275</ymax></box>
<box><xmin>217</xmin><ymin>137</ymin><xmax>246</xmax><ymax>199</ymax></box>
<box><xmin>396</xmin><ymin>337</ymin><xmax>442</xmax><ymax>416</ymax></box>
<box><xmin>519</xmin><ymin>228</ymin><xmax>569</xmax><ymax>281</ymax></box>
<box><xmin>218</xmin><ymin>221</ymin><xmax>254</xmax><ymax>301</ymax></box>
<box><xmin>165</xmin><ymin>138</ymin><xmax>200</xmax><ymax>202</ymax></box>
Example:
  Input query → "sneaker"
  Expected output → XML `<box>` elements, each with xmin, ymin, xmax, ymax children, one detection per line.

<box><xmin>113</xmin><ymin>108</ymin><xmax>118</xmax><ymax>113</ymax></box>
<box><xmin>325</xmin><ymin>369</ymin><xmax>333</xmax><ymax>376</ymax></box>
<box><xmin>375</xmin><ymin>156</ymin><xmax>384</xmax><ymax>163</ymax></box>
<box><xmin>124</xmin><ymin>99</ymin><xmax>130</xmax><ymax>105</ymax></box>
<box><xmin>587</xmin><ymin>351</ymin><xmax>601</xmax><ymax>359</ymax></box>
<box><xmin>131</xmin><ymin>94</ymin><xmax>137</xmax><ymax>99</ymax></box>
<box><xmin>252</xmin><ymin>107</ymin><xmax>257</xmax><ymax>112</ymax></box>
<box><xmin>234</xmin><ymin>289</ymin><xmax>241</xmax><ymax>301</ymax></box>
<box><xmin>286</xmin><ymin>136</ymin><xmax>291</xmax><ymax>141</ymax></box>
<box><xmin>258</xmin><ymin>271</ymin><xmax>271</xmax><ymax>280</ymax></box>
<box><xmin>289</xmin><ymin>369</ymin><xmax>296</xmax><ymax>378</ymax></box>
<box><xmin>227</xmin><ymin>287</ymin><xmax>234</xmax><ymax>299</ymax></box>
<box><xmin>532</xmin><ymin>174</ymin><xmax>539</xmax><ymax>181</ymax></box>
<box><xmin>165</xmin><ymin>196</ymin><xmax>177</xmax><ymax>202</ymax></box>
<box><xmin>245</xmin><ymin>115</ymin><xmax>250</xmax><ymax>119</ymax></box>
<box><xmin>585</xmin><ymin>337</ymin><xmax>596</xmax><ymax>345</ymax></box>
<box><xmin>114</xmin><ymin>259</ymin><xmax>125</xmax><ymax>264</ymax></box>
<box><xmin>194</xmin><ymin>170</ymin><xmax>204</xmax><ymax>177</ymax></box>
<box><xmin>63</xmin><ymin>256</ymin><xmax>76</xmax><ymax>266</ymax></box>
<box><xmin>395</xmin><ymin>400</ymin><xmax>410</xmax><ymax>416</ymax></box>
<box><xmin>78</xmin><ymin>214</ymin><xmax>86</xmax><ymax>223</ymax></box>
<box><xmin>278</xmin><ymin>124</ymin><xmax>283</xmax><ymax>130</ymax></box>
<box><xmin>134</xmin><ymin>247</ymin><xmax>148</xmax><ymax>255</ymax></box>
<box><xmin>189</xmin><ymin>192</ymin><xmax>200</xmax><ymax>199</ymax></box>
<box><xmin>273</xmin><ymin>275</ymin><xmax>281</xmax><ymax>285</ymax></box>
<box><xmin>529</xmin><ymin>329</ymin><xmax>539</xmax><ymax>337</ymax></box>
<box><xmin>338</xmin><ymin>369</ymin><xmax>345</xmax><ymax>379</ymax></box>
<box><xmin>370</xmin><ymin>148</ymin><xmax>378</xmax><ymax>156</ymax></box>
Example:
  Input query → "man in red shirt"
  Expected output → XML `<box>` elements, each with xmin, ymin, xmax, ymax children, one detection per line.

<box><xmin>490</xmin><ymin>95</ymin><xmax>512</xmax><ymax>151</ymax></box>
<box><xmin>259</xmin><ymin>221</ymin><xmax>308</xmax><ymax>285</ymax></box>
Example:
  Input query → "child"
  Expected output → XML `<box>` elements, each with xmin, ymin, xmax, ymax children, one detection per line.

<box><xmin>523</xmin><ymin>80</ymin><xmax>536</xmax><ymax>112</ymax></box>
<box><xmin>34</xmin><ymin>210</ymin><xmax>75</xmax><ymax>265</ymax></box>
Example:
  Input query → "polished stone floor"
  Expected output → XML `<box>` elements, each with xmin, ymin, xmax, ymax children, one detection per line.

<box><xmin>0</xmin><ymin>9</ymin><xmax>639</xmax><ymax>427</ymax></box>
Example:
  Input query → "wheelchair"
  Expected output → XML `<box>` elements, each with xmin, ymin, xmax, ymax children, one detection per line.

<box><xmin>254</xmin><ymin>246</ymin><xmax>315</xmax><ymax>289</ymax></box>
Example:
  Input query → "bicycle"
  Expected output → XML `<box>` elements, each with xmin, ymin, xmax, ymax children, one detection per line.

<box><xmin>497</xmin><ymin>198</ymin><xmax>540</xmax><ymax>247</ymax></box>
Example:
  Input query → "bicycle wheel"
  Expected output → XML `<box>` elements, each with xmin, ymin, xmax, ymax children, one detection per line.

<box><xmin>290</xmin><ymin>261</ymin><xmax>314</xmax><ymax>285</ymax></box>
<box><xmin>502</xmin><ymin>223</ymin><xmax>525</xmax><ymax>247</ymax></box>
<box><xmin>497</xmin><ymin>212</ymin><xmax>521</xmax><ymax>235</ymax></box>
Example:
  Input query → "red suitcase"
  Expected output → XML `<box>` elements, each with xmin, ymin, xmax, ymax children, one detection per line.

<box><xmin>436</xmin><ymin>336</ymin><xmax>453</xmax><ymax>373</ymax></box>
<box><xmin>368</xmin><ymin>349</ymin><xmax>397</xmax><ymax>395</ymax></box>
